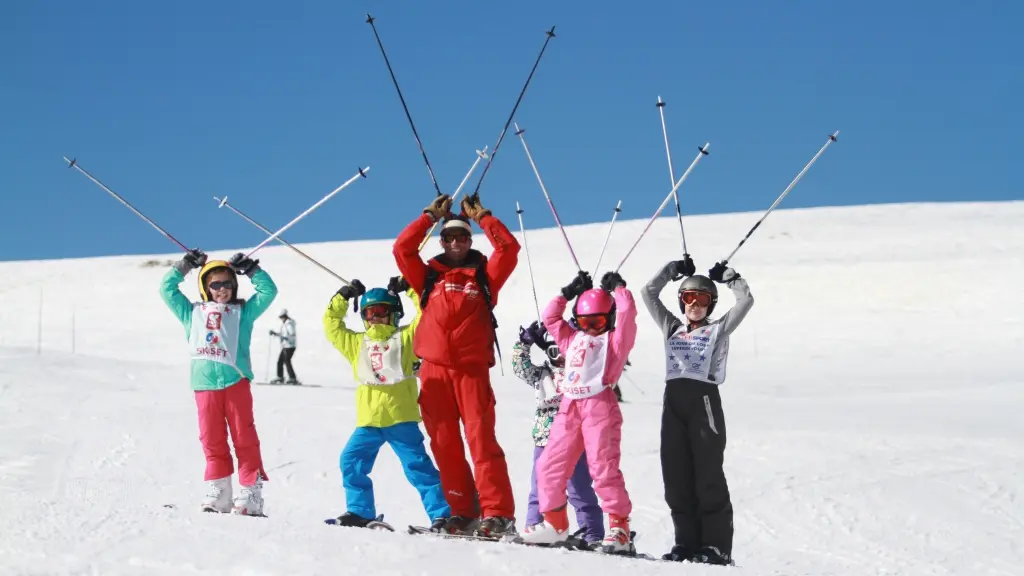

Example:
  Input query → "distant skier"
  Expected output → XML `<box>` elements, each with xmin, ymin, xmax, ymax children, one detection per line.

<box><xmin>159</xmin><ymin>249</ymin><xmax>276</xmax><ymax>516</ymax></box>
<box><xmin>269</xmin><ymin>309</ymin><xmax>299</xmax><ymax>385</ymax></box>
<box><xmin>392</xmin><ymin>194</ymin><xmax>520</xmax><ymax>537</ymax></box>
<box><xmin>519</xmin><ymin>270</ymin><xmax>638</xmax><ymax>554</ymax></box>
<box><xmin>512</xmin><ymin>320</ymin><xmax>604</xmax><ymax>547</ymax></box>
<box><xmin>641</xmin><ymin>256</ymin><xmax>753</xmax><ymax>566</ymax></box>
<box><xmin>322</xmin><ymin>275</ymin><xmax>450</xmax><ymax>530</ymax></box>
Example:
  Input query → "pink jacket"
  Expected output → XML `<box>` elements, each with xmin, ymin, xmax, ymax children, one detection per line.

<box><xmin>542</xmin><ymin>286</ymin><xmax>638</xmax><ymax>386</ymax></box>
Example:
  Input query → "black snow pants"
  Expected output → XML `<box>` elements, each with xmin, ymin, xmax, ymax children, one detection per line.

<box><xmin>277</xmin><ymin>347</ymin><xmax>297</xmax><ymax>380</ymax></box>
<box><xmin>660</xmin><ymin>378</ymin><xmax>732</xmax><ymax>555</ymax></box>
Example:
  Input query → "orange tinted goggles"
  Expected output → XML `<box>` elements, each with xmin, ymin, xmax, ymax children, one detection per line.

<box><xmin>576</xmin><ymin>314</ymin><xmax>608</xmax><ymax>331</ymax></box>
<box><xmin>680</xmin><ymin>291</ymin><xmax>713</xmax><ymax>307</ymax></box>
<box><xmin>362</xmin><ymin>303</ymin><xmax>392</xmax><ymax>318</ymax></box>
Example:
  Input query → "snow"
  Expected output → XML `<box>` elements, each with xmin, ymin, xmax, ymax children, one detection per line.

<box><xmin>1</xmin><ymin>200</ymin><xmax>1022</xmax><ymax>575</ymax></box>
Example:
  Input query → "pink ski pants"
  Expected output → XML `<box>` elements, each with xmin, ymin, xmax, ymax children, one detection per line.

<box><xmin>536</xmin><ymin>386</ymin><xmax>631</xmax><ymax>518</ymax></box>
<box><xmin>194</xmin><ymin>379</ymin><xmax>268</xmax><ymax>486</ymax></box>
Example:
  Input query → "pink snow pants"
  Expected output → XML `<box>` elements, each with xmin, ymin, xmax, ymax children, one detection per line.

<box><xmin>536</xmin><ymin>386</ymin><xmax>631</xmax><ymax>518</ymax></box>
<box><xmin>194</xmin><ymin>379</ymin><xmax>268</xmax><ymax>486</ymax></box>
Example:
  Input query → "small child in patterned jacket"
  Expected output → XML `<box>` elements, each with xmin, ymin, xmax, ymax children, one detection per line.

<box><xmin>511</xmin><ymin>320</ymin><xmax>604</xmax><ymax>546</ymax></box>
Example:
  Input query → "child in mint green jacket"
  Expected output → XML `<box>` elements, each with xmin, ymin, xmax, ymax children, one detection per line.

<box><xmin>159</xmin><ymin>249</ymin><xmax>277</xmax><ymax>516</ymax></box>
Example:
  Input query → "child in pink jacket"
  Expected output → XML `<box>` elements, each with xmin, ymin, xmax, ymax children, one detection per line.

<box><xmin>518</xmin><ymin>270</ymin><xmax>638</xmax><ymax>554</ymax></box>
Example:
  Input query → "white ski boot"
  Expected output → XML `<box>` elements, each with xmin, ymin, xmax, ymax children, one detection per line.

<box><xmin>232</xmin><ymin>476</ymin><xmax>265</xmax><ymax>516</ymax></box>
<box><xmin>518</xmin><ymin>507</ymin><xmax>570</xmax><ymax>546</ymax></box>
<box><xmin>200</xmin><ymin>476</ymin><xmax>233</xmax><ymax>513</ymax></box>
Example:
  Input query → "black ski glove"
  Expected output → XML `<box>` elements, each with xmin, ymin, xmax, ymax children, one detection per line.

<box><xmin>668</xmin><ymin>255</ymin><xmax>696</xmax><ymax>280</ymax></box>
<box><xmin>600</xmin><ymin>271</ymin><xmax>626</xmax><ymax>291</ymax></box>
<box><xmin>228</xmin><ymin>252</ymin><xmax>260</xmax><ymax>277</ymax></box>
<box><xmin>173</xmin><ymin>248</ymin><xmax>207</xmax><ymax>276</ymax></box>
<box><xmin>387</xmin><ymin>275</ymin><xmax>410</xmax><ymax>294</ymax></box>
<box><xmin>519</xmin><ymin>320</ymin><xmax>547</xmax><ymax>346</ymax></box>
<box><xmin>339</xmin><ymin>279</ymin><xmax>366</xmax><ymax>301</ymax></box>
<box><xmin>709</xmin><ymin>261</ymin><xmax>740</xmax><ymax>283</ymax></box>
<box><xmin>561</xmin><ymin>270</ymin><xmax>593</xmax><ymax>300</ymax></box>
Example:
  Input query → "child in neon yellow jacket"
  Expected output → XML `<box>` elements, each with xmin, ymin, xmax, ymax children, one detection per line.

<box><xmin>323</xmin><ymin>275</ymin><xmax>450</xmax><ymax>530</ymax></box>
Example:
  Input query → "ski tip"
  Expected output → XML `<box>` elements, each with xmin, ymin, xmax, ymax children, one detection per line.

<box><xmin>365</xmin><ymin>13</ymin><xmax>375</xmax><ymax>24</ymax></box>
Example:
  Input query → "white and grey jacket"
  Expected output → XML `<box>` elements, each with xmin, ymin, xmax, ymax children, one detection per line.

<box><xmin>641</xmin><ymin>263</ymin><xmax>754</xmax><ymax>385</ymax></box>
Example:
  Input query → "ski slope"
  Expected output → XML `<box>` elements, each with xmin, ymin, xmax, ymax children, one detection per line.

<box><xmin>1</xmin><ymin>201</ymin><xmax>1022</xmax><ymax>575</ymax></box>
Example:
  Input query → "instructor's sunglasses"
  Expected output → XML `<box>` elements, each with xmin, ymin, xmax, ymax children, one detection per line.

<box><xmin>680</xmin><ymin>291</ymin><xmax>712</xmax><ymax>307</ymax></box>
<box><xmin>362</xmin><ymin>303</ymin><xmax>392</xmax><ymax>319</ymax></box>
<box><xmin>576</xmin><ymin>314</ymin><xmax>608</xmax><ymax>332</ymax></box>
<box><xmin>208</xmin><ymin>280</ymin><xmax>236</xmax><ymax>291</ymax></box>
<box><xmin>441</xmin><ymin>233</ymin><xmax>471</xmax><ymax>245</ymax></box>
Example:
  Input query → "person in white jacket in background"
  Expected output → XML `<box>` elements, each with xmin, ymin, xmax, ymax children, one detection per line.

<box><xmin>269</xmin><ymin>309</ymin><xmax>299</xmax><ymax>385</ymax></box>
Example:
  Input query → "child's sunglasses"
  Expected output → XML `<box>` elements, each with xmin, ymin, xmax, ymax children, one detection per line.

<box><xmin>576</xmin><ymin>314</ymin><xmax>608</xmax><ymax>332</ymax></box>
<box><xmin>362</xmin><ymin>303</ymin><xmax>392</xmax><ymax>319</ymax></box>
<box><xmin>680</xmin><ymin>290</ymin><xmax>712</xmax><ymax>307</ymax></box>
<box><xmin>208</xmin><ymin>280</ymin><xmax>236</xmax><ymax>291</ymax></box>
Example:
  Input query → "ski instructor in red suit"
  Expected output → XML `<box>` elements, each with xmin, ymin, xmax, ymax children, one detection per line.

<box><xmin>392</xmin><ymin>193</ymin><xmax>520</xmax><ymax>538</ymax></box>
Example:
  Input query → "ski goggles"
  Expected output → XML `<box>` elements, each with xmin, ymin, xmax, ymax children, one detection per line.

<box><xmin>576</xmin><ymin>314</ymin><xmax>608</xmax><ymax>332</ymax></box>
<box><xmin>440</xmin><ymin>232</ymin><xmax>471</xmax><ymax>245</ymax></box>
<box><xmin>208</xmin><ymin>280</ymin><xmax>236</xmax><ymax>291</ymax></box>
<box><xmin>545</xmin><ymin>345</ymin><xmax>563</xmax><ymax>362</ymax></box>
<box><xmin>362</xmin><ymin>303</ymin><xmax>392</xmax><ymax>319</ymax></box>
<box><xmin>680</xmin><ymin>290</ymin><xmax>713</xmax><ymax>307</ymax></box>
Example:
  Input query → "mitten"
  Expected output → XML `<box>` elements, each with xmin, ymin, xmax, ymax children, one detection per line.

<box><xmin>460</xmin><ymin>195</ymin><xmax>492</xmax><ymax>224</ymax></box>
<box><xmin>560</xmin><ymin>270</ymin><xmax>593</xmax><ymax>300</ymax></box>
<box><xmin>600</xmin><ymin>271</ymin><xmax>626</xmax><ymax>291</ymax></box>
<box><xmin>173</xmin><ymin>248</ymin><xmax>207</xmax><ymax>276</ymax></box>
<box><xmin>423</xmin><ymin>195</ymin><xmax>453</xmax><ymax>222</ymax></box>
<box><xmin>708</xmin><ymin>261</ymin><xmax>740</xmax><ymax>283</ymax></box>
<box><xmin>668</xmin><ymin>255</ymin><xmax>696</xmax><ymax>280</ymax></box>
<box><xmin>228</xmin><ymin>252</ymin><xmax>260</xmax><ymax>277</ymax></box>
<box><xmin>339</xmin><ymin>279</ymin><xmax>366</xmax><ymax>301</ymax></box>
<box><xmin>388</xmin><ymin>275</ymin><xmax>410</xmax><ymax>294</ymax></box>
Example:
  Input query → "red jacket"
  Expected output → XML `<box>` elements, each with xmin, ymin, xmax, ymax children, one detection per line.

<box><xmin>393</xmin><ymin>213</ymin><xmax>520</xmax><ymax>369</ymax></box>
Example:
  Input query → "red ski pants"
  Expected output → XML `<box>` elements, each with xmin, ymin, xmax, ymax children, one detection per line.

<box><xmin>418</xmin><ymin>360</ymin><xmax>515</xmax><ymax>519</ymax></box>
<box><xmin>194</xmin><ymin>379</ymin><xmax>268</xmax><ymax>486</ymax></box>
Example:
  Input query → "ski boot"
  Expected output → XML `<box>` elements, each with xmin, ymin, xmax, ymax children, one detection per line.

<box><xmin>439</xmin><ymin>516</ymin><xmax>480</xmax><ymax>535</ymax></box>
<box><xmin>690</xmin><ymin>545</ymin><xmax>734</xmax><ymax>566</ymax></box>
<box><xmin>596</xmin><ymin>515</ymin><xmax>635</xmax><ymax>555</ymax></box>
<box><xmin>517</xmin><ymin>507</ymin><xmax>571</xmax><ymax>546</ymax></box>
<box><xmin>476</xmin><ymin>516</ymin><xmax>518</xmax><ymax>540</ymax></box>
<box><xmin>231</xmin><ymin>476</ymin><xmax>265</xmax><ymax>517</ymax></box>
<box><xmin>200</xmin><ymin>476</ymin><xmax>232</xmax><ymax>513</ymax></box>
<box><xmin>326</xmin><ymin>511</ymin><xmax>395</xmax><ymax>531</ymax></box>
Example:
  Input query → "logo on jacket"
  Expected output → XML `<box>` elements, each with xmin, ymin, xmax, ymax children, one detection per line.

<box><xmin>566</xmin><ymin>370</ymin><xmax>581</xmax><ymax>385</ymax></box>
<box><xmin>206</xmin><ymin>312</ymin><xmax>222</xmax><ymax>330</ymax></box>
<box><xmin>205</xmin><ymin>332</ymin><xmax>220</xmax><ymax>345</ymax></box>
<box><xmin>570</xmin><ymin>348</ymin><xmax>586</xmax><ymax>368</ymax></box>
<box><xmin>370</xmin><ymin>351</ymin><xmax>383</xmax><ymax>371</ymax></box>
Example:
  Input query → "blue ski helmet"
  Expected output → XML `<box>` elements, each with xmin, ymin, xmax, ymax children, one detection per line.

<box><xmin>359</xmin><ymin>287</ymin><xmax>404</xmax><ymax>326</ymax></box>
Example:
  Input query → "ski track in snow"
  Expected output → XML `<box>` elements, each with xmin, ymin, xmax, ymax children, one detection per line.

<box><xmin>1</xmin><ymin>202</ymin><xmax>1023</xmax><ymax>575</ymax></box>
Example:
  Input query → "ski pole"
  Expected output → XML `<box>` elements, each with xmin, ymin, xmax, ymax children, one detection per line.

<box><xmin>514</xmin><ymin>123</ymin><xmax>582</xmax><ymax>271</ymax></box>
<box><xmin>213</xmin><ymin>196</ymin><xmax>351</xmax><ymax>286</ymax></box>
<box><xmin>720</xmin><ymin>131</ymin><xmax>839</xmax><ymax>265</ymax></box>
<box><xmin>418</xmin><ymin>146</ymin><xmax>489</xmax><ymax>252</ymax></box>
<box><xmin>246</xmin><ymin>167</ymin><xmax>368</xmax><ymax>258</ymax></box>
<box><xmin>365</xmin><ymin>14</ymin><xmax>443</xmax><ymax>197</ymax></box>
<box><xmin>63</xmin><ymin>157</ymin><xmax>191</xmax><ymax>252</ymax></box>
<box><xmin>468</xmin><ymin>26</ymin><xmax>556</xmax><ymax>203</ymax></box>
<box><xmin>515</xmin><ymin>201</ymin><xmax>542</xmax><ymax>324</ymax></box>
<box><xmin>656</xmin><ymin>96</ymin><xmax>689</xmax><ymax>255</ymax></box>
<box><xmin>593</xmin><ymin>200</ymin><xmax>622</xmax><ymax>274</ymax></box>
<box><xmin>616</xmin><ymin>143</ymin><xmax>709</xmax><ymax>272</ymax></box>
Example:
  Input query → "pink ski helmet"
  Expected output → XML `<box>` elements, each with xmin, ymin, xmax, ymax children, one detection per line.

<box><xmin>572</xmin><ymin>288</ymin><xmax>616</xmax><ymax>332</ymax></box>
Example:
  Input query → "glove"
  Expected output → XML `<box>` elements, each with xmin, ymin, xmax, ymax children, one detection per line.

<box><xmin>424</xmin><ymin>195</ymin><xmax>453</xmax><ymax>222</ymax></box>
<box><xmin>228</xmin><ymin>252</ymin><xmax>260</xmax><ymax>277</ymax></box>
<box><xmin>460</xmin><ymin>194</ymin><xmax>492</xmax><ymax>224</ymax></box>
<box><xmin>387</xmin><ymin>275</ymin><xmax>410</xmax><ymax>294</ymax></box>
<box><xmin>172</xmin><ymin>248</ymin><xmax>207</xmax><ymax>275</ymax></box>
<box><xmin>518</xmin><ymin>320</ymin><xmax>547</xmax><ymax>346</ymax></box>
<box><xmin>709</xmin><ymin>261</ymin><xmax>740</xmax><ymax>283</ymax></box>
<box><xmin>269</xmin><ymin>330</ymin><xmax>278</xmax><ymax>336</ymax></box>
<box><xmin>668</xmin><ymin>255</ymin><xmax>696</xmax><ymax>280</ymax></box>
<box><xmin>561</xmin><ymin>270</ymin><xmax>593</xmax><ymax>300</ymax></box>
<box><xmin>600</xmin><ymin>271</ymin><xmax>626</xmax><ymax>291</ymax></box>
<box><xmin>339</xmin><ymin>279</ymin><xmax>366</xmax><ymax>301</ymax></box>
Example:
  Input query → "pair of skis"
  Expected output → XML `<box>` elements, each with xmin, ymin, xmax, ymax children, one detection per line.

<box><xmin>406</xmin><ymin>524</ymin><xmax>658</xmax><ymax>561</ymax></box>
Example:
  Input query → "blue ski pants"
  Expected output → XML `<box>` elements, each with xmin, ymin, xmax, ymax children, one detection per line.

<box><xmin>341</xmin><ymin>421</ymin><xmax>450</xmax><ymax>521</ymax></box>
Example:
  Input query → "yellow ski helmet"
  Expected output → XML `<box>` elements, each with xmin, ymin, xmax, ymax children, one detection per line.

<box><xmin>197</xmin><ymin>260</ymin><xmax>237</xmax><ymax>302</ymax></box>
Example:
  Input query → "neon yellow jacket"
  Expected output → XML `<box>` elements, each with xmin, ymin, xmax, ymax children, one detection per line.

<box><xmin>323</xmin><ymin>287</ymin><xmax>423</xmax><ymax>428</ymax></box>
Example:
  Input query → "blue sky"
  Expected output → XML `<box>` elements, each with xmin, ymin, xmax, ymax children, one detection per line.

<box><xmin>2</xmin><ymin>0</ymin><xmax>1020</xmax><ymax>261</ymax></box>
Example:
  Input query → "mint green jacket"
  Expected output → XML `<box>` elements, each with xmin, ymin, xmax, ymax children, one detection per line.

<box><xmin>159</xmin><ymin>267</ymin><xmax>278</xmax><ymax>391</ymax></box>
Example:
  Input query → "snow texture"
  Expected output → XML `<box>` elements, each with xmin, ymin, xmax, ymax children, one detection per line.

<box><xmin>0</xmin><ymin>201</ymin><xmax>1022</xmax><ymax>575</ymax></box>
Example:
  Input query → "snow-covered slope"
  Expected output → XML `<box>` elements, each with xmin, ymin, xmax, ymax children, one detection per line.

<box><xmin>1</xmin><ymin>201</ymin><xmax>1021</xmax><ymax>575</ymax></box>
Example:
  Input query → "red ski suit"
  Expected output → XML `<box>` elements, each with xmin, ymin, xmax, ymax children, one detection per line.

<box><xmin>393</xmin><ymin>212</ymin><xmax>519</xmax><ymax>519</ymax></box>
